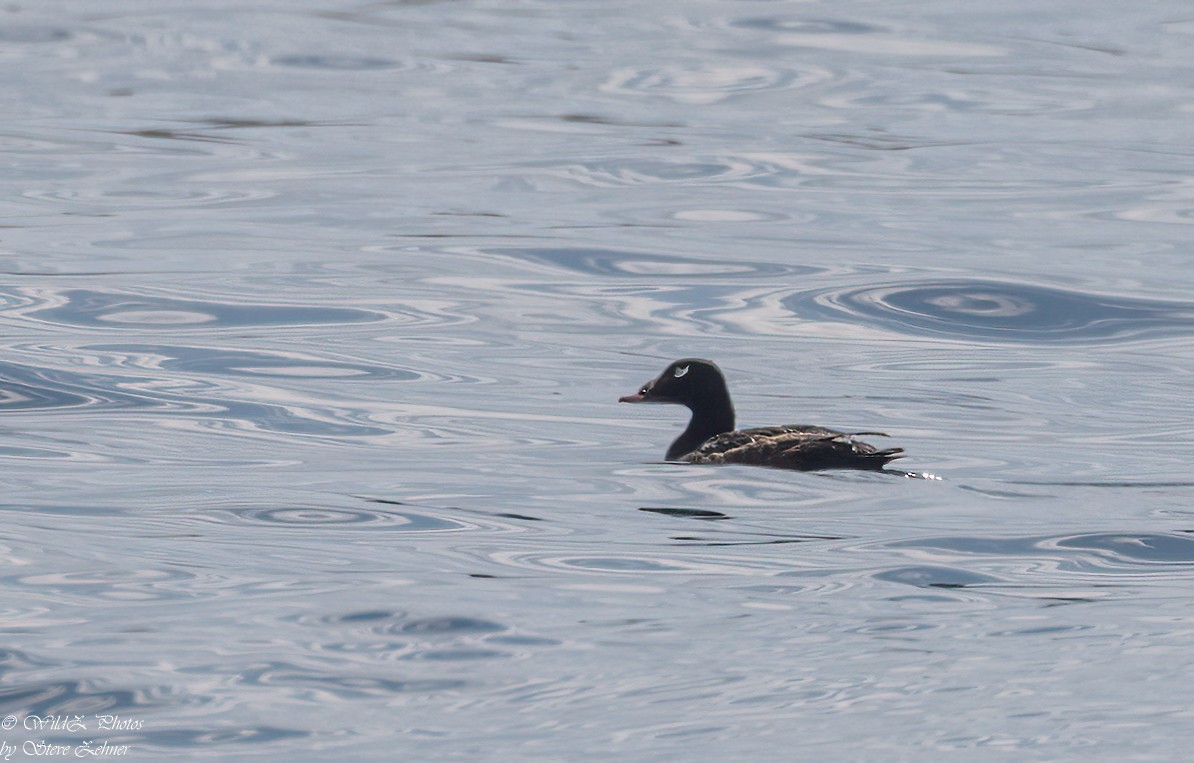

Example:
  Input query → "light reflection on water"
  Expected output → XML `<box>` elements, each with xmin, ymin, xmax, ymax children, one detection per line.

<box><xmin>2</xmin><ymin>0</ymin><xmax>1194</xmax><ymax>760</ymax></box>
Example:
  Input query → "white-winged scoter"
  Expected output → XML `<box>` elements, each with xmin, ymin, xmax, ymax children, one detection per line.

<box><xmin>619</xmin><ymin>358</ymin><xmax>903</xmax><ymax>471</ymax></box>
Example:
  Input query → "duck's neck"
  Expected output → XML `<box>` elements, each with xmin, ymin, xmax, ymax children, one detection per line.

<box><xmin>667</xmin><ymin>394</ymin><xmax>735</xmax><ymax>461</ymax></box>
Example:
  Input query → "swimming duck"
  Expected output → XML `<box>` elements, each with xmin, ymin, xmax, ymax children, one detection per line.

<box><xmin>619</xmin><ymin>358</ymin><xmax>903</xmax><ymax>471</ymax></box>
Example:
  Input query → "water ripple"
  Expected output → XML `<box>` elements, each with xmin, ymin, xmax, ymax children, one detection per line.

<box><xmin>600</xmin><ymin>62</ymin><xmax>831</xmax><ymax>104</ymax></box>
<box><xmin>0</xmin><ymin>26</ymin><xmax>73</xmax><ymax>43</ymax></box>
<box><xmin>519</xmin><ymin>156</ymin><xmax>773</xmax><ymax>189</ymax></box>
<box><xmin>16</xmin><ymin>289</ymin><xmax>385</xmax><ymax>330</ymax></box>
<box><xmin>16</xmin><ymin>568</ymin><xmax>200</xmax><ymax>602</ymax></box>
<box><xmin>1054</xmin><ymin>533</ymin><xmax>1194</xmax><ymax>565</ymax></box>
<box><xmin>22</xmin><ymin>186</ymin><xmax>274</xmax><ymax>208</ymax></box>
<box><xmin>0</xmin><ymin>681</ymin><xmax>170</xmax><ymax>718</ymax></box>
<box><xmin>270</xmin><ymin>54</ymin><xmax>403</xmax><ymax>71</ymax></box>
<box><xmin>0</xmin><ymin>359</ymin><xmax>391</xmax><ymax>442</ymax></box>
<box><xmin>86</xmin><ymin>344</ymin><xmax>415</xmax><ymax>381</ymax></box>
<box><xmin>0</xmin><ymin>366</ymin><xmax>93</xmax><ymax>411</ymax></box>
<box><xmin>731</xmin><ymin>15</ymin><xmax>1005</xmax><ymax>56</ymax></box>
<box><xmin>787</xmin><ymin>279</ymin><xmax>1194</xmax><ymax>343</ymax></box>
<box><xmin>488</xmin><ymin>551</ymin><xmax>790</xmax><ymax>576</ymax></box>
<box><xmin>490</xmin><ymin>246</ymin><xmax>815</xmax><ymax>279</ymax></box>
<box><xmin>285</xmin><ymin>609</ymin><xmax>556</xmax><ymax>663</ymax></box>
<box><xmin>222</xmin><ymin>505</ymin><xmax>473</xmax><ymax>533</ymax></box>
<box><xmin>0</xmin><ymin>361</ymin><xmax>195</xmax><ymax>414</ymax></box>
<box><xmin>237</xmin><ymin>662</ymin><xmax>466</xmax><ymax>697</ymax></box>
<box><xmin>888</xmin><ymin>532</ymin><xmax>1194</xmax><ymax>576</ymax></box>
<box><xmin>874</xmin><ymin>565</ymin><xmax>1004</xmax><ymax>588</ymax></box>
<box><xmin>733</xmin><ymin>18</ymin><xmax>888</xmax><ymax>36</ymax></box>
<box><xmin>136</xmin><ymin>726</ymin><xmax>308</xmax><ymax>749</ymax></box>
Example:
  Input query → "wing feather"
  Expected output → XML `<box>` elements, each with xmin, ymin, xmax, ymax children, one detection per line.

<box><xmin>684</xmin><ymin>425</ymin><xmax>902</xmax><ymax>471</ymax></box>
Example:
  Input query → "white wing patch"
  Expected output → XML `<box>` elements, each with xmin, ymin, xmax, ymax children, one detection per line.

<box><xmin>673</xmin><ymin>365</ymin><xmax>690</xmax><ymax>378</ymax></box>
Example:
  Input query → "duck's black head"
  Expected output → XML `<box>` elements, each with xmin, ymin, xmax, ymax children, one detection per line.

<box><xmin>620</xmin><ymin>359</ymin><xmax>736</xmax><ymax>460</ymax></box>
<box><xmin>619</xmin><ymin>358</ymin><xmax>729</xmax><ymax>409</ymax></box>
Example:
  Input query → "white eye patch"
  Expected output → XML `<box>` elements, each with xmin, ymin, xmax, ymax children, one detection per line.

<box><xmin>673</xmin><ymin>365</ymin><xmax>690</xmax><ymax>378</ymax></box>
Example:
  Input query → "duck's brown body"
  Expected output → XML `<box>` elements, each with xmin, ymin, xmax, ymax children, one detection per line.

<box><xmin>683</xmin><ymin>424</ymin><xmax>900</xmax><ymax>470</ymax></box>
<box><xmin>620</xmin><ymin>359</ymin><xmax>903</xmax><ymax>472</ymax></box>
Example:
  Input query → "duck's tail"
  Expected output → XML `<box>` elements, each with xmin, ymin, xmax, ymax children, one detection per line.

<box><xmin>869</xmin><ymin>447</ymin><xmax>905</xmax><ymax>468</ymax></box>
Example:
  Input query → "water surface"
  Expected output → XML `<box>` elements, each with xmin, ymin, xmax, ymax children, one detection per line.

<box><xmin>3</xmin><ymin>0</ymin><xmax>1194</xmax><ymax>760</ymax></box>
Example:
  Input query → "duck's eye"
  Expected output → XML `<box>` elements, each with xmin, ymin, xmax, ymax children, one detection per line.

<box><xmin>639</xmin><ymin>387</ymin><xmax>649</xmax><ymax>395</ymax></box>
<box><xmin>673</xmin><ymin>365</ymin><xmax>690</xmax><ymax>378</ymax></box>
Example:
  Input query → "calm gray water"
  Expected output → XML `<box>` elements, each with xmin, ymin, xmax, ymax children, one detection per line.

<box><xmin>3</xmin><ymin>0</ymin><xmax>1194</xmax><ymax>760</ymax></box>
